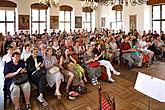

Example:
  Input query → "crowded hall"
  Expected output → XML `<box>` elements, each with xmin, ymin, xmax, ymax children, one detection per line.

<box><xmin>0</xmin><ymin>0</ymin><xmax>165</xmax><ymax>110</ymax></box>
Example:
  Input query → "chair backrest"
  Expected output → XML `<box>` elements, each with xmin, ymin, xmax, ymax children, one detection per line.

<box><xmin>98</xmin><ymin>85</ymin><xmax>115</xmax><ymax>110</ymax></box>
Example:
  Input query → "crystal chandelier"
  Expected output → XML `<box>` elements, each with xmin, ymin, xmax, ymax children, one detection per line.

<box><xmin>81</xmin><ymin>0</ymin><xmax>99</xmax><ymax>10</ymax></box>
<box><xmin>39</xmin><ymin>0</ymin><xmax>59</xmax><ymax>7</ymax></box>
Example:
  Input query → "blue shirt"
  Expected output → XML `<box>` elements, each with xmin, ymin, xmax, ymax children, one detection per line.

<box><xmin>4</xmin><ymin>60</ymin><xmax>26</xmax><ymax>76</ymax></box>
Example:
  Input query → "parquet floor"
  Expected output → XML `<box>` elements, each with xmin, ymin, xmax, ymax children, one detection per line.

<box><xmin>1</xmin><ymin>58</ymin><xmax>165</xmax><ymax>110</ymax></box>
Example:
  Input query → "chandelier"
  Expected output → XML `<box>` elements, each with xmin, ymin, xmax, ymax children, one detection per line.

<box><xmin>130</xmin><ymin>0</ymin><xmax>147</xmax><ymax>6</ymax></box>
<box><xmin>81</xmin><ymin>0</ymin><xmax>99</xmax><ymax>10</ymax></box>
<box><xmin>98</xmin><ymin>0</ymin><xmax>147</xmax><ymax>6</ymax></box>
<box><xmin>39</xmin><ymin>0</ymin><xmax>59</xmax><ymax>7</ymax></box>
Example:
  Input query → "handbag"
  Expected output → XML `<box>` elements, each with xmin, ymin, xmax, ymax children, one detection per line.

<box><xmin>88</xmin><ymin>61</ymin><xmax>100</xmax><ymax>68</ymax></box>
<box><xmin>13</xmin><ymin>73</ymin><xmax>28</xmax><ymax>85</ymax></box>
<box><xmin>49</xmin><ymin>66</ymin><xmax>60</xmax><ymax>74</ymax></box>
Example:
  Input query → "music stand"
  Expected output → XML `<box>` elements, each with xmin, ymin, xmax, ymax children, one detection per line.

<box><xmin>134</xmin><ymin>72</ymin><xmax>165</xmax><ymax>110</ymax></box>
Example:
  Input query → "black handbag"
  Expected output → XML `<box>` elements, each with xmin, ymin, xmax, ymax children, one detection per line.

<box><xmin>13</xmin><ymin>73</ymin><xmax>28</xmax><ymax>85</ymax></box>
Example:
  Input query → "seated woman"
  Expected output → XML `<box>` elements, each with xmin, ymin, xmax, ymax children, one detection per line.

<box><xmin>139</xmin><ymin>36</ymin><xmax>154</xmax><ymax>63</ymax></box>
<box><xmin>21</xmin><ymin>44</ymin><xmax>31</xmax><ymax>61</ymax></box>
<box><xmin>4</xmin><ymin>52</ymin><xmax>31</xmax><ymax>110</ymax></box>
<box><xmin>43</xmin><ymin>47</ymin><xmax>62</xmax><ymax>99</ymax></box>
<box><xmin>83</xmin><ymin>44</ymin><xmax>101</xmax><ymax>85</ymax></box>
<box><xmin>109</xmin><ymin>37</ymin><xmax>120</xmax><ymax>64</ymax></box>
<box><xmin>102</xmin><ymin>38</ymin><xmax>114</xmax><ymax>62</ymax></box>
<box><xmin>131</xmin><ymin>39</ymin><xmax>143</xmax><ymax>67</ymax></box>
<box><xmin>26</xmin><ymin>48</ymin><xmax>48</xmax><ymax>106</ymax></box>
<box><xmin>93</xmin><ymin>43</ymin><xmax>120</xmax><ymax>83</ymax></box>
<box><xmin>64</xmin><ymin>39</ymin><xmax>87</xmax><ymax>85</ymax></box>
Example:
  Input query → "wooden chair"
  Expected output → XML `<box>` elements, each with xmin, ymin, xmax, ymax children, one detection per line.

<box><xmin>98</xmin><ymin>84</ymin><xmax>115</xmax><ymax>110</ymax></box>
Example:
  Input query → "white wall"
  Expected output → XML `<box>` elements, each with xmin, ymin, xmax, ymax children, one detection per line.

<box><xmin>2</xmin><ymin>0</ymin><xmax>153</xmax><ymax>34</ymax></box>
<box><xmin>8</xmin><ymin>0</ymin><xmax>98</xmax><ymax>33</ymax></box>
<box><xmin>98</xmin><ymin>1</ymin><xmax>152</xmax><ymax>34</ymax></box>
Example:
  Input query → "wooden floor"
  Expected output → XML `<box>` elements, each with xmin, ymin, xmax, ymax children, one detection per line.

<box><xmin>1</xmin><ymin>58</ymin><xmax>165</xmax><ymax>110</ymax></box>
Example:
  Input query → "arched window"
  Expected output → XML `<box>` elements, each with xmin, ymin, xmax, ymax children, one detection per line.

<box><xmin>152</xmin><ymin>5</ymin><xmax>165</xmax><ymax>33</ymax></box>
<box><xmin>0</xmin><ymin>1</ymin><xmax>16</xmax><ymax>35</ymax></box>
<box><xmin>82</xmin><ymin>7</ymin><xmax>93</xmax><ymax>31</ymax></box>
<box><xmin>59</xmin><ymin>5</ymin><xmax>73</xmax><ymax>32</ymax></box>
<box><xmin>31</xmin><ymin>3</ymin><xmax>48</xmax><ymax>34</ymax></box>
<box><xmin>112</xmin><ymin>4</ymin><xmax>123</xmax><ymax>30</ymax></box>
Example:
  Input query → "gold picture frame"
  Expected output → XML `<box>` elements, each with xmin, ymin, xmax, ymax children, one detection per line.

<box><xmin>75</xmin><ymin>16</ymin><xmax>82</xmax><ymax>28</ymax></box>
<box><xmin>19</xmin><ymin>15</ymin><xmax>29</xmax><ymax>30</ymax></box>
<box><xmin>129</xmin><ymin>15</ymin><xmax>137</xmax><ymax>30</ymax></box>
<box><xmin>50</xmin><ymin>16</ymin><xmax>59</xmax><ymax>29</ymax></box>
<box><xmin>101</xmin><ymin>17</ymin><xmax>105</xmax><ymax>27</ymax></box>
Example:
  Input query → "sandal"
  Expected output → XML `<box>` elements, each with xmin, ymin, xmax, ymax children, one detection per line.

<box><xmin>37</xmin><ymin>97</ymin><xmax>48</xmax><ymax>106</ymax></box>
<box><xmin>25</xmin><ymin>104</ymin><xmax>32</xmax><ymax>110</ymax></box>
<box><xmin>54</xmin><ymin>92</ymin><xmax>62</xmax><ymax>99</ymax></box>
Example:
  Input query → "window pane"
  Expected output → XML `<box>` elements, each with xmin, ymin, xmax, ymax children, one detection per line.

<box><xmin>6</xmin><ymin>11</ymin><xmax>14</xmax><ymax>21</ymax></box>
<box><xmin>153</xmin><ymin>21</ymin><xmax>160</xmax><ymax>33</ymax></box>
<box><xmin>65</xmin><ymin>23</ymin><xmax>70</xmax><ymax>32</ymax></box>
<box><xmin>112</xmin><ymin>22</ymin><xmax>116</xmax><ymax>30</ymax></box>
<box><xmin>162</xmin><ymin>21</ymin><xmax>165</xmax><ymax>32</ymax></box>
<box><xmin>117</xmin><ymin>11</ymin><xmax>121</xmax><ymax>21</ymax></box>
<box><xmin>32</xmin><ymin>10</ymin><xmax>39</xmax><ymax>21</ymax></box>
<box><xmin>40</xmin><ymin>23</ymin><xmax>46</xmax><ymax>34</ymax></box>
<box><xmin>162</xmin><ymin>5</ymin><xmax>165</xmax><ymax>19</ymax></box>
<box><xmin>0</xmin><ymin>23</ymin><xmax>5</xmax><ymax>35</ymax></box>
<box><xmin>0</xmin><ymin>10</ymin><xmax>5</xmax><ymax>21</ymax></box>
<box><xmin>59</xmin><ymin>23</ymin><xmax>64</xmax><ymax>31</ymax></box>
<box><xmin>153</xmin><ymin>6</ymin><xmax>160</xmax><ymax>20</ymax></box>
<box><xmin>82</xmin><ymin>12</ymin><xmax>85</xmax><ymax>22</ymax></box>
<box><xmin>40</xmin><ymin>10</ymin><xmax>46</xmax><ymax>21</ymax></box>
<box><xmin>85</xmin><ymin>23</ymin><xmax>91</xmax><ymax>31</ymax></box>
<box><xmin>7</xmin><ymin>23</ymin><xmax>14</xmax><ymax>35</ymax></box>
<box><xmin>65</xmin><ymin>11</ymin><xmax>71</xmax><ymax>21</ymax></box>
<box><xmin>117</xmin><ymin>22</ymin><xmax>123</xmax><ymax>30</ymax></box>
<box><xmin>32</xmin><ymin>23</ymin><xmax>39</xmax><ymax>34</ymax></box>
<box><xmin>86</xmin><ymin>13</ymin><xmax>91</xmax><ymax>22</ymax></box>
<box><xmin>59</xmin><ymin>11</ymin><xmax>64</xmax><ymax>21</ymax></box>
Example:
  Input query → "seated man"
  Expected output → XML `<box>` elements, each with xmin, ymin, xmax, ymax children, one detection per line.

<box><xmin>4</xmin><ymin>52</ymin><xmax>31</xmax><ymax>110</ymax></box>
<box><xmin>120</xmin><ymin>35</ymin><xmax>141</xmax><ymax>69</ymax></box>
<box><xmin>26</xmin><ymin>47</ymin><xmax>48</xmax><ymax>106</ymax></box>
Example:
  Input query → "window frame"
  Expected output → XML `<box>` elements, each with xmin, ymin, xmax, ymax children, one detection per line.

<box><xmin>31</xmin><ymin>8</ymin><xmax>47</xmax><ymax>34</ymax></box>
<box><xmin>82</xmin><ymin>12</ymin><xmax>92</xmax><ymax>30</ymax></box>
<box><xmin>152</xmin><ymin>5</ymin><xmax>165</xmax><ymax>33</ymax></box>
<box><xmin>0</xmin><ymin>10</ymin><xmax>16</xmax><ymax>35</ymax></box>
<box><xmin>115</xmin><ymin>10</ymin><xmax>123</xmax><ymax>30</ymax></box>
<box><xmin>59</xmin><ymin>10</ymin><xmax>72</xmax><ymax>31</ymax></box>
